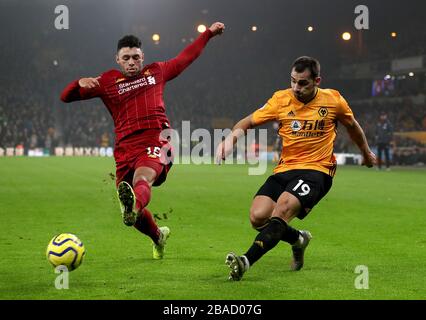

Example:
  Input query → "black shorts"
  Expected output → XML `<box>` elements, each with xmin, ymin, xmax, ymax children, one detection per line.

<box><xmin>255</xmin><ymin>169</ymin><xmax>333</xmax><ymax>219</ymax></box>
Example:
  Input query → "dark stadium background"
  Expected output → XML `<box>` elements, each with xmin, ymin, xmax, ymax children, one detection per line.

<box><xmin>1</xmin><ymin>0</ymin><xmax>425</xmax><ymax>164</ymax></box>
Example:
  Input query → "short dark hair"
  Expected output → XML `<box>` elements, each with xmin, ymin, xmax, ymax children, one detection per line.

<box><xmin>292</xmin><ymin>56</ymin><xmax>320</xmax><ymax>79</ymax></box>
<box><xmin>117</xmin><ymin>35</ymin><xmax>142</xmax><ymax>52</ymax></box>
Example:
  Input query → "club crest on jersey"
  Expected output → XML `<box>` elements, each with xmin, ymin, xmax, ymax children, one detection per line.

<box><xmin>144</xmin><ymin>69</ymin><xmax>151</xmax><ymax>76</ymax></box>
<box><xmin>290</xmin><ymin>120</ymin><xmax>302</xmax><ymax>131</ymax></box>
<box><xmin>318</xmin><ymin>107</ymin><xmax>328</xmax><ymax>117</ymax></box>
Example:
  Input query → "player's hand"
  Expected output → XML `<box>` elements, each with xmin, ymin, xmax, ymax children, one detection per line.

<box><xmin>361</xmin><ymin>150</ymin><xmax>377</xmax><ymax>168</ymax></box>
<box><xmin>209</xmin><ymin>22</ymin><xmax>225</xmax><ymax>36</ymax></box>
<box><xmin>215</xmin><ymin>141</ymin><xmax>226</xmax><ymax>164</ymax></box>
<box><xmin>78</xmin><ymin>77</ymin><xmax>101</xmax><ymax>89</ymax></box>
<box><xmin>215</xmin><ymin>139</ymin><xmax>233</xmax><ymax>165</ymax></box>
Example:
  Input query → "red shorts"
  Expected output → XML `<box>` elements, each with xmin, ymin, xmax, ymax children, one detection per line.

<box><xmin>114</xmin><ymin>129</ymin><xmax>174</xmax><ymax>187</ymax></box>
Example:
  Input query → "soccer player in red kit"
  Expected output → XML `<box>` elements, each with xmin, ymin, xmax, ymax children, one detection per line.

<box><xmin>61</xmin><ymin>22</ymin><xmax>225</xmax><ymax>259</ymax></box>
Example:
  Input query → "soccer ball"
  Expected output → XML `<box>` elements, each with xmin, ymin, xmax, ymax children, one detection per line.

<box><xmin>46</xmin><ymin>233</ymin><xmax>86</xmax><ymax>271</ymax></box>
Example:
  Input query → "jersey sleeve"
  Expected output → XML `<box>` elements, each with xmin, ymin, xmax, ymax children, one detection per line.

<box><xmin>60</xmin><ymin>76</ymin><xmax>103</xmax><ymax>103</ymax></box>
<box><xmin>158</xmin><ymin>30</ymin><xmax>213</xmax><ymax>82</ymax></box>
<box><xmin>336</xmin><ymin>94</ymin><xmax>354</xmax><ymax>126</ymax></box>
<box><xmin>251</xmin><ymin>93</ymin><xmax>280</xmax><ymax>125</ymax></box>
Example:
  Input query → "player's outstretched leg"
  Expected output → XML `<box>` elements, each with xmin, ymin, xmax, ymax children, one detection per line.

<box><xmin>291</xmin><ymin>230</ymin><xmax>312</xmax><ymax>271</ymax></box>
<box><xmin>225</xmin><ymin>253</ymin><xmax>249</xmax><ymax>281</ymax></box>
<box><xmin>152</xmin><ymin>226</ymin><xmax>171</xmax><ymax>259</ymax></box>
<box><xmin>117</xmin><ymin>181</ymin><xmax>138</xmax><ymax>226</ymax></box>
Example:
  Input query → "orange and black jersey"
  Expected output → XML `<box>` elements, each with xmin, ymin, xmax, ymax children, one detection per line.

<box><xmin>252</xmin><ymin>88</ymin><xmax>354</xmax><ymax>177</ymax></box>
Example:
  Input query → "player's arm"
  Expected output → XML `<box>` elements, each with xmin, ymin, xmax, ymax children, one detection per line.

<box><xmin>336</xmin><ymin>94</ymin><xmax>376</xmax><ymax>167</ymax></box>
<box><xmin>339</xmin><ymin>111</ymin><xmax>377</xmax><ymax>168</ymax></box>
<box><xmin>216</xmin><ymin>93</ymin><xmax>279</xmax><ymax>164</ymax></box>
<box><xmin>161</xmin><ymin>22</ymin><xmax>225</xmax><ymax>81</ymax></box>
<box><xmin>60</xmin><ymin>77</ymin><xmax>102</xmax><ymax>102</ymax></box>
<box><xmin>215</xmin><ymin>114</ymin><xmax>257</xmax><ymax>164</ymax></box>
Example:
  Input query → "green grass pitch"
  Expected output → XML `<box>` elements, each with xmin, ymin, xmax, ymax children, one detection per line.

<box><xmin>0</xmin><ymin>157</ymin><xmax>425</xmax><ymax>299</ymax></box>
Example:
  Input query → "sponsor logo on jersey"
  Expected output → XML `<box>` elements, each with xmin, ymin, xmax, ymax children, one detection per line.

<box><xmin>290</xmin><ymin>119</ymin><xmax>326</xmax><ymax>137</ymax></box>
<box><xmin>287</xmin><ymin>110</ymin><xmax>296</xmax><ymax>117</ymax></box>
<box><xmin>291</xmin><ymin>120</ymin><xmax>302</xmax><ymax>131</ymax></box>
<box><xmin>117</xmin><ymin>76</ymin><xmax>157</xmax><ymax>94</ymax></box>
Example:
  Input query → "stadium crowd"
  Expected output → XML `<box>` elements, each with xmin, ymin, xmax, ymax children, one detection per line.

<box><xmin>1</xmin><ymin>19</ymin><xmax>425</xmax><ymax>167</ymax></box>
<box><xmin>0</xmin><ymin>78</ymin><xmax>55</xmax><ymax>151</ymax></box>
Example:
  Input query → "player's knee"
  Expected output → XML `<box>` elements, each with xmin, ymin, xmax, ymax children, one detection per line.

<box><xmin>133</xmin><ymin>175</ymin><xmax>154</xmax><ymax>187</ymax></box>
<box><xmin>249</xmin><ymin>207</ymin><xmax>270</xmax><ymax>228</ymax></box>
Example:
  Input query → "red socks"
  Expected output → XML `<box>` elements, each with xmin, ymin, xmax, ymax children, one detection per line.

<box><xmin>134</xmin><ymin>208</ymin><xmax>160</xmax><ymax>244</ymax></box>
<box><xmin>134</xmin><ymin>179</ymin><xmax>151</xmax><ymax>211</ymax></box>
<box><xmin>132</xmin><ymin>180</ymin><xmax>159</xmax><ymax>244</ymax></box>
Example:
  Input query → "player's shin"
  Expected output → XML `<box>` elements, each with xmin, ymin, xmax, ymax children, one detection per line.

<box><xmin>134</xmin><ymin>179</ymin><xmax>152</xmax><ymax>210</ymax></box>
<box><xmin>255</xmin><ymin>219</ymin><xmax>299</xmax><ymax>244</ymax></box>
<box><xmin>280</xmin><ymin>223</ymin><xmax>300</xmax><ymax>245</ymax></box>
<box><xmin>244</xmin><ymin>217</ymin><xmax>289</xmax><ymax>266</ymax></box>
<box><xmin>134</xmin><ymin>208</ymin><xmax>160</xmax><ymax>243</ymax></box>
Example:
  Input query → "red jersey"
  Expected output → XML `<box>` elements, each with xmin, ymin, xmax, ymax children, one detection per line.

<box><xmin>60</xmin><ymin>30</ymin><xmax>214</xmax><ymax>145</ymax></box>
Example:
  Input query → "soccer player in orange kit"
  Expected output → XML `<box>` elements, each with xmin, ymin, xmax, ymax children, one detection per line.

<box><xmin>216</xmin><ymin>56</ymin><xmax>376</xmax><ymax>280</ymax></box>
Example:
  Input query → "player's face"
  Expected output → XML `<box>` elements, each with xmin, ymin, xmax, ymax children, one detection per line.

<box><xmin>116</xmin><ymin>47</ymin><xmax>144</xmax><ymax>77</ymax></box>
<box><xmin>291</xmin><ymin>68</ymin><xmax>321</xmax><ymax>102</ymax></box>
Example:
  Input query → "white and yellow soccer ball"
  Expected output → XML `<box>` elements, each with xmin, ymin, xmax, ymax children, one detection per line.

<box><xmin>46</xmin><ymin>233</ymin><xmax>86</xmax><ymax>271</ymax></box>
